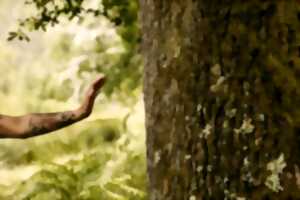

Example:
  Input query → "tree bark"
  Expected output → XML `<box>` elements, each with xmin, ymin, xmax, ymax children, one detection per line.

<box><xmin>140</xmin><ymin>1</ymin><xmax>300</xmax><ymax>199</ymax></box>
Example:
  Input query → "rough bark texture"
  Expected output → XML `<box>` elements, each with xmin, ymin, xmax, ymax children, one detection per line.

<box><xmin>140</xmin><ymin>1</ymin><xmax>300</xmax><ymax>199</ymax></box>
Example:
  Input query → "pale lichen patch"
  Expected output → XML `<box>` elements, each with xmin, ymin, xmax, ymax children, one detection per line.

<box><xmin>170</xmin><ymin>78</ymin><xmax>179</xmax><ymax>93</ymax></box>
<box><xmin>241</xmin><ymin>117</ymin><xmax>254</xmax><ymax>133</ymax></box>
<box><xmin>243</xmin><ymin>157</ymin><xmax>250</xmax><ymax>167</ymax></box>
<box><xmin>258</xmin><ymin>114</ymin><xmax>265</xmax><ymax>122</ymax></box>
<box><xmin>223</xmin><ymin>120</ymin><xmax>229</xmax><ymax>128</ymax></box>
<box><xmin>174</xmin><ymin>46</ymin><xmax>181</xmax><ymax>58</ymax></box>
<box><xmin>154</xmin><ymin>150</ymin><xmax>161</xmax><ymax>165</ymax></box>
<box><xmin>196</xmin><ymin>104</ymin><xmax>202</xmax><ymax>112</ymax></box>
<box><xmin>234</xmin><ymin>117</ymin><xmax>255</xmax><ymax>135</ymax></box>
<box><xmin>210</xmin><ymin>76</ymin><xmax>226</xmax><ymax>92</ymax></box>
<box><xmin>199</xmin><ymin>124</ymin><xmax>212</xmax><ymax>139</ymax></box>
<box><xmin>163</xmin><ymin>78</ymin><xmax>179</xmax><ymax>104</ymax></box>
<box><xmin>196</xmin><ymin>165</ymin><xmax>203</xmax><ymax>173</ymax></box>
<box><xmin>224</xmin><ymin>190</ymin><xmax>244</xmax><ymax>200</ymax></box>
<box><xmin>242</xmin><ymin>172</ymin><xmax>254</xmax><ymax>183</ymax></box>
<box><xmin>185</xmin><ymin>154</ymin><xmax>192</xmax><ymax>160</ymax></box>
<box><xmin>189</xmin><ymin>195</ymin><xmax>196</xmax><ymax>200</ymax></box>
<box><xmin>224</xmin><ymin>189</ymin><xmax>230</xmax><ymax>197</ymax></box>
<box><xmin>165</xmin><ymin>142</ymin><xmax>173</xmax><ymax>153</ymax></box>
<box><xmin>243</xmin><ymin>82</ymin><xmax>250</xmax><ymax>90</ymax></box>
<box><xmin>224</xmin><ymin>177</ymin><xmax>229</xmax><ymax>183</ymax></box>
<box><xmin>211</xmin><ymin>63</ymin><xmax>222</xmax><ymax>76</ymax></box>
<box><xmin>255</xmin><ymin>138</ymin><xmax>262</xmax><ymax>146</ymax></box>
<box><xmin>207</xmin><ymin>165</ymin><xmax>213</xmax><ymax>172</ymax></box>
<box><xmin>265</xmin><ymin>153</ymin><xmax>287</xmax><ymax>192</ymax></box>
<box><xmin>225</xmin><ymin>108</ymin><xmax>237</xmax><ymax>118</ymax></box>
<box><xmin>215</xmin><ymin>176</ymin><xmax>222</xmax><ymax>184</ymax></box>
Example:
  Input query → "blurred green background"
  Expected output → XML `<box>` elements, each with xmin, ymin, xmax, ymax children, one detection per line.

<box><xmin>0</xmin><ymin>0</ymin><xmax>146</xmax><ymax>199</ymax></box>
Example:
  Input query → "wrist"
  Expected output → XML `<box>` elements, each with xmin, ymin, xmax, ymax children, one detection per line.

<box><xmin>77</xmin><ymin>103</ymin><xmax>92</xmax><ymax>119</ymax></box>
<box><xmin>73</xmin><ymin>108</ymin><xmax>87</xmax><ymax>120</ymax></box>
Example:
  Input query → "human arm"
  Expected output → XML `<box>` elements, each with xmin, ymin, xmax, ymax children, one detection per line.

<box><xmin>0</xmin><ymin>76</ymin><xmax>106</xmax><ymax>139</ymax></box>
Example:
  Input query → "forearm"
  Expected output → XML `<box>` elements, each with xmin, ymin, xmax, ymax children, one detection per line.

<box><xmin>24</xmin><ymin>108</ymin><xmax>86</xmax><ymax>138</ymax></box>
<box><xmin>0</xmin><ymin>76</ymin><xmax>105</xmax><ymax>139</ymax></box>
<box><xmin>0</xmin><ymin>107</ymin><xmax>87</xmax><ymax>139</ymax></box>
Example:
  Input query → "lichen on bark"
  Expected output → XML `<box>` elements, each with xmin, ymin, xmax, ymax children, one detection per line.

<box><xmin>140</xmin><ymin>0</ymin><xmax>300</xmax><ymax>199</ymax></box>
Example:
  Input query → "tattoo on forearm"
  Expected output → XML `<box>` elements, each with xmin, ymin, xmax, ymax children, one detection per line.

<box><xmin>28</xmin><ymin>116</ymin><xmax>48</xmax><ymax>134</ymax></box>
<box><xmin>27</xmin><ymin>111</ymin><xmax>79</xmax><ymax>137</ymax></box>
<box><xmin>57</xmin><ymin>112</ymin><xmax>77</xmax><ymax>128</ymax></box>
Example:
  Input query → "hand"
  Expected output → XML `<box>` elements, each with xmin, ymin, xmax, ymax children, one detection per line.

<box><xmin>79</xmin><ymin>76</ymin><xmax>106</xmax><ymax>117</ymax></box>
<box><xmin>89</xmin><ymin>75</ymin><xmax>106</xmax><ymax>97</ymax></box>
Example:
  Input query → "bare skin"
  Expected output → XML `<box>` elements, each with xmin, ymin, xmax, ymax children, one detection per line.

<box><xmin>0</xmin><ymin>76</ymin><xmax>106</xmax><ymax>139</ymax></box>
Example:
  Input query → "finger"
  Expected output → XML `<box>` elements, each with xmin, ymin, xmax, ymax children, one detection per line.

<box><xmin>92</xmin><ymin>76</ymin><xmax>106</xmax><ymax>90</ymax></box>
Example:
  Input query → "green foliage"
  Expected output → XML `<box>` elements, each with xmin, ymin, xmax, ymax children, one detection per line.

<box><xmin>102</xmin><ymin>0</ymin><xmax>139</xmax><ymax>44</ymax></box>
<box><xmin>9</xmin><ymin>0</ymin><xmax>100</xmax><ymax>39</ymax></box>
<box><xmin>0</xmin><ymin>0</ymin><xmax>146</xmax><ymax>199</ymax></box>
<box><xmin>7</xmin><ymin>0</ymin><xmax>141</xmax><ymax>98</ymax></box>
<box><xmin>9</xmin><ymin>0</ymin><xmax>140</xmax><ymax>44</ymax></box>
<box><xmin>0</xmin><ymin>118</ymin><xmax>147</xmax><ymax>199</ymax></box>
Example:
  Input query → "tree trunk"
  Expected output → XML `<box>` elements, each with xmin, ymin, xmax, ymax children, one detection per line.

<box><xmin>140</xmin><ymin>1</ymin><xmax>300</xmax><ymax>199</ymax></box>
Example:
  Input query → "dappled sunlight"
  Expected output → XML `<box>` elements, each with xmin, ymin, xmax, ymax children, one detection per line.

<box><xmin>0</xmin><ymin>165</ymin><xmax>41</xmax><ymax>186</ymax></box>
<box><xmin>0</xmin><ymin>0</ymin><xmax>145</xmax><ymax>199</ymax></box>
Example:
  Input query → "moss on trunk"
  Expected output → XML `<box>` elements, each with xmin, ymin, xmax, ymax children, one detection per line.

<box><xmin>140</xmin><ymin>1</ymin><xmax>300</xmax><ymax>199</ymax></box>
